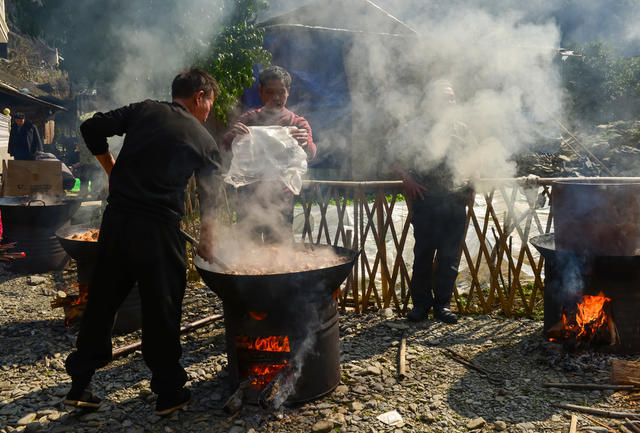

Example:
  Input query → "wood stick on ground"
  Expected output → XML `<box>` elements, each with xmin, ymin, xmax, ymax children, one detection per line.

<box><xmin>624</xmin><ymin>418</ymin><xmax>640</xmax><ymax>433</ymax></box>
<box><xmin>569</xmin><ymin>414</ymin><xmax>578</xmax><ymax>433</ymax></box>
<box><xmin>112</xmin><ymin>314</ymin><xmax>222</xmax><ymax>359</ymax></box>
<box><xmin>542</xmin><ymin>382</ymin><xmax>636</xmax><ymax>391</ymax></box>
<box><xmin>612</xmin><ymin>360</ymin><xmax>640</xmax><ymax>386</ymax></box>
<box><xmin>581</xmin><ymin>414</ymin><xmax>616</xmax><ymax>433</ymax></box>
<box><xmin>630</xmin><ymin>394</ymin><xmax>640</xmax><ymax>401</ymax></box>
<box><xmin>397</xmin><ymin>331</ymin><xmax>407</xmax><ymax>379</ymax></box>
<box><xmin>553</xmin><ymin>402</ymin><xmax>640</xmax><ymax>419</ymax></box>
<box><xmin>620</xmin><ymin>425</ymin><xmax>635</xmax><ymax>433</ymax></box>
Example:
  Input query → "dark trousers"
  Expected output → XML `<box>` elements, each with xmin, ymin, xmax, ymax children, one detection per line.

<box><xmin>235</xmin><ymin>181</ymin><xmax>294</xmax><ymax>244</ymax></box>
<box><xmin>409</xmin><ymin>194</ymin><xmax>467</xmax><ymax>309</ymax></box>
<box><xmin>65</xmin><ymin>205</ymin><xmax>188</xmax><ymax>395</ymax></box>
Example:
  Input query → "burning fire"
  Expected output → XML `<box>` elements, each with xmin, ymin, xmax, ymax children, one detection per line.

<box><xmin>236</xmin><ymin>335</ymin><xmax>291</xmax><ymax>389</ymax></box>
<box><xmin>565</xmin><ymin>292</ymin><xmax>611</xmax><ymax>339</ymax></box>
<box><xmin>51</xmin><ymin>283</ymin><xmax>89</xmax><ymax>327</ymax></box>
<box><xmin>550</xmin><ymin>291</ymin><xmax>618</xmax><ymax>347</ymax></box>
<box><xmin>236</xmin><ymin>335</ymin><xmax>290</xmax><ymax>352</ymax></box>
<box><xmin>247</xmin><ymin>363</ymin><xmax>289</xmax><ymax>389</ymax></box>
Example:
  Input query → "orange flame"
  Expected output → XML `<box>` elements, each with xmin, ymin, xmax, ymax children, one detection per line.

<box><xmin>562</xmin><ymin>291</ymin><xmax>611</xmax><ymax>341</ymax></box>
<box><xmin>248</xmin><ymin>363</ymin><xmax>288</xmax><ymax>388</ymax></box>
<box><xmin>236</xmin><ymin>335</ymin><xmax>290</xmax><ymax>352</ymax></box>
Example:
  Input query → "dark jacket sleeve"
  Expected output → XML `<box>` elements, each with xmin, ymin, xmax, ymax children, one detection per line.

<box><xmin>80</xmin><ymin>103</ymin><xmax>139</xmax><ymax>155</ymax></box>
<box><xmin>29</xmin><ymin>125</ymin><xmax>43</xmax><ymax>158</ymax></box>
<box><xmin>8</xmin><ymin>125</ymin><xmax>16</xmax><ymax>156</ymax></box>
<box><xmin>195</xmin><ymin>141</ymin><xmax>223</xmax><ymax>219</ymax></box>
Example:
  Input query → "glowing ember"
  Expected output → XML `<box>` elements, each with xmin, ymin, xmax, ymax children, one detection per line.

<box><xmin>236</xmin><ymin>335</ymin><xmax>291</xmax><ymax>389</ymax></box>
<box><xmin>249</xmin><ymin>311</ymin><xmax>268</xmax><ymax>321</ymax></box>
<box><xmin>248</xmin><ymin>363</ymin><xmax>289</xmax><ymax>389</ymax></box>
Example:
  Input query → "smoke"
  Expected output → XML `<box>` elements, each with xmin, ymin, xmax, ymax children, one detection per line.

<box><xmin>107</xmin><ymin>0</ymin><xmax>225</xmax><ymax>106</ymax></box>
<box><xmin>339</xmin><ymin>4</ymin><xmax>562</xmax><ymax>184</ymax></box>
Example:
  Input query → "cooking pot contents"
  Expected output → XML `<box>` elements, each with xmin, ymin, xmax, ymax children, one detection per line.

<box><xmin>67</xmin><ymin>229</ymin><xmax>100</xmax><ymax>242</ymax></box>
<box><xmin>206</xmin><ymin>245</ymin><xmax>348</xmax><ymax>275</ymax></box>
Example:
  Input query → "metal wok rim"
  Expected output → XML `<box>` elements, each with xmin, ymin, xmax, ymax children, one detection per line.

<box><xmin>194</xmin><ymin>244</ymin><xmax>359</xmax><ymax>277</ymax></box>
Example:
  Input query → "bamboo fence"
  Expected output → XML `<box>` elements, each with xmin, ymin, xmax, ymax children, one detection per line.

<box><xmin>184</xmin><ymin>176</ymin><xmax>640</xmax><ymax>317</ymax></box>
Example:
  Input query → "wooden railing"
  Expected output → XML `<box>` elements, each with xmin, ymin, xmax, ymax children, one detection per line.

<box><xmin>295</xmin><ymin>177</ymin><xmax>640</xmax><ymax>317</ymax></box>
<box><xmin>186</xmin><ymin>177</ymin><xmax>640</xmax><ymax>317</ymax></box>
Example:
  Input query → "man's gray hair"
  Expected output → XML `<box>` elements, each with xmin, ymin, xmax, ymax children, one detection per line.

<box><xmin>258</xmin><ymin>66</ymin><xmax>292</xmax><ymax>88</ymax></box>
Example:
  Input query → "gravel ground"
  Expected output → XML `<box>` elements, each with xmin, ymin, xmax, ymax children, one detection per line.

<box><xmin>0</xmin><ymin>264</ymin><xmax>638</xmax><ymax>433</ymax></box>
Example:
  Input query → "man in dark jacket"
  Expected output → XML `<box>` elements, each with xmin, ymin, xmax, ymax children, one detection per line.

<box><xmin>64</xmin><ymin>68</ymin><xmax>221</xmax><ymax>416</ymax></box>
<box><xmin>8</xmin><ymin>112</ymin><xmax>43</xmax><ymax>160</ymax></box>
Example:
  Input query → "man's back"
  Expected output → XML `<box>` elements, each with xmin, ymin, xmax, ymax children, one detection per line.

<box><xmin>81</xmin><ymin>99</ymin><xmax>220</xmax><ymax>221</ymax></box>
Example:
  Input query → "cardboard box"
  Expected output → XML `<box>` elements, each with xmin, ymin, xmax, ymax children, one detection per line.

<box><xmin>1</xmin><ymin>159</ymin><xmax>63</xmax><ymax>197</ymax></box>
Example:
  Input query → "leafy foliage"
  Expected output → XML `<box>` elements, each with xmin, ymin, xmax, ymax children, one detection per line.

<box><xmin>199</xmin><ymin>2</ymin><xmax>272</xmax><ymax>124</ymax></box>
<box><xmin>562</xmin><ymin>41</ymin><xmax>640</xmax><ymax>125</ymax></box>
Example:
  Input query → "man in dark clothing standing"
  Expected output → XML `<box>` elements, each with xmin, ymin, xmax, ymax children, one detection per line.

<box><xmin>394</xmin><ymin>81</ymin><xmax>473</xmax><ymax>325</ymax></box>
<box><xmin>64</xmin><ymin>68</ymin><xmax>221</xmax><ymax>416</ymax></box>
<box><xmin>8</xmin><ymin>112</ymin><xmax>43</xmax><ymax>160</ymax></box>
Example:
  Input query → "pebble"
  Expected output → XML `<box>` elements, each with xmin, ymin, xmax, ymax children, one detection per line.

<box><xmin>494</xmin><ymin>420</ymin><xmax>507</xmax><ymax>431</ymax></box>
<box><xmin>311</xmin><ymin>420</ymin><xmax>333</xmax><ymax>433</ymax></box>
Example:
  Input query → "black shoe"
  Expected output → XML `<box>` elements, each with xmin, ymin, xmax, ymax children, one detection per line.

<box><xmin>64</xmin><ymin>388</ymin><xmax>101</xmax><ymax>409</ymax></box>
<box><xmin>407</xmin><ymin>304</ymin><xmax>431</xmax><ymax>322</ymax></box>
<box><xmin>434</xmin><ymin>307</ymin><xmax>458</xmax><ymax>324</ymax></box>
<box><xmin>156</xmin><ymin>388</ymin><xmax>191</xmax><ymax>416</ymax></box>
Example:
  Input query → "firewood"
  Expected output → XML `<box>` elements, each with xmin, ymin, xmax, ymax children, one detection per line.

<box><xmin>397</xmin><ymin>331</ymin><xmax>407</xmax><ymax>379</ymax></box>
<box><xmin>612</xmin><ymin>360</ymin><xmax>640</xmax><ymax>386</ymax></box>
<box><xmin>542</xmin><ymin>382</ymin><xmax>636</xmax><ymax>391</ymax></box>
<box><xmin>625</xmin><ymin>418</ymin><xmax>640</xmax><ymax>433</ymax></box>
<box><xmin>224</xmin><ymin>380</ymin><xmax>250</xmax><ymax>414</ymax></box>
<box><xmin>259</xmin><ymin>365</ymin><xmax>295</xmax><ymax>411</ymax></box>
<box><xmin>553</xmin><ymin>402</ymin><xmax>640</xmax><ymax>419</ymax></box>
<box><xmin>580</xmin><ymin>414</ymin><xmax>617</xmax><ymax>433</ymax></box>
<box><xmin>569</xmin><ymin>414</ymin><xmax>578</xmax><ymax>433</ymax></box>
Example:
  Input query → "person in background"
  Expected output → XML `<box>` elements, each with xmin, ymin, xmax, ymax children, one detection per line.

<box><xmin>393</xmin><ymin>80</ymin><xmax>473</xmax><ymax>325</ymax></box>
<box><xmin>64</xmin><ymin>68</ymin><xmax>221</xmax><ymax>416</ymax></box>
<box><xmin>8</xmin><ymin>112</ymin><xmax>43</xmax><ymax>160</ymax></box>
<box><xmin>222</xmin><ymin>65</ymin><xmax>316</xmax><ymax>244</ymax></box>
<box><xmin>34</xmin><ymin>151</ymin><xmax>76</xmax><ymax>190</ymax></box>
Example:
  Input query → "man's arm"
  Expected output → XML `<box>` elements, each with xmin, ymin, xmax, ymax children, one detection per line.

<box><xmin>292</xmin><ymin>116</ymin><xmax>316</xmax><ymax>159</ymax></box>
<box><xmin>195</xmin><ymin>143</ymin><xmax>223</xmax><ymax>263</ymax></box>
<box><xmin>221</xmin><ymin>111</ymin><xmax>254</xmax><ymax>150</ymax></box>
<box><xmin>80</xmin><ymin>103</ymin><xmax>138</xmax><ymax>157</ymax></box>
<box><xmin>391</xmin><ymin>161</ymin><xmax>427</xmax><ymax>201</ymax></box>
<box><xmin>95</xmin><ymin>152</ymin><xmax>116</xmax><ymax>176</ymax></box>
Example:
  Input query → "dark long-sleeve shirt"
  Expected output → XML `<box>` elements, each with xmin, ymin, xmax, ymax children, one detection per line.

<box><xmin>222</xmin><ymin>107</ymin><xmax>316</xmax><ymax>159</ymax></box>
<box><xmin>8</xmin><ymin>122</ymin><xmax>43</xmax><ymax>160</ymax></box>
<box><xmin>80</xmin><ymin>100</ymin><xmax>221</xmax><ymax>223</ymax></box>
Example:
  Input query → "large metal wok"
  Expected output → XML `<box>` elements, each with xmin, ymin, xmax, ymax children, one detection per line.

<box><xmin>194</xmin><ymin>244</ymin><xmax>359</xmax><ymax>310</ymax></box>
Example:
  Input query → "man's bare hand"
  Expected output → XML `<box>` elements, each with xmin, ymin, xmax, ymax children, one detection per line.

<box><xmin>402</xmin><ymin>177</ymin><xmax>428</xmax><ymax>200</ymax></box>
<box><xmin>230</xmin><ymin>122</ymin><xmax>250</xmax><ymax>137</ymax></box>
<box><xmin>289</xmin><ymin>127</ymin><xmax>308</xmax><ymax>147</ymax></box>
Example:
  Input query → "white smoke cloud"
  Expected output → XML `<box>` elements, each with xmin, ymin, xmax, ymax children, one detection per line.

<box><xmin>107</xmin><ymin>0</ymin><xmax>225</xmax><ymax>106</ymax></box>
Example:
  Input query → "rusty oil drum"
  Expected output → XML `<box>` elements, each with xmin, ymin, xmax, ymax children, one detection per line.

<box><xmin>551</xmin><ymin>179</ymin><xmax>640</xmax><ymax>256</ymax></box>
